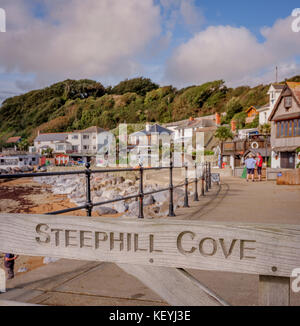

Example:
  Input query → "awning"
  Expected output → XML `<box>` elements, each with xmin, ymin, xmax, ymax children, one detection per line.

<box><xmin>273</xmin><ymin>112</ymin><xmax>300</xmax><ymax>121</ymax></box>
<box><xmin>272</xmin><ymin>146</ymin><xmax>299</xmax><ymax>152</ymax></box>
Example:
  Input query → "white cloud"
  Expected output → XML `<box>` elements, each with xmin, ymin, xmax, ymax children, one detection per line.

<box><xmin>159</xmin><ymin>0</ymin><xmax>205</xmax><ymax>33</ymax></box>
<box><xmin>165</xmin><ymin>15</ymin><xmax>300</xmax><ymax>87</ymax></box>
<box><xmin>0</xmin><ymin>0</ymin><xmax>161</xmax><ymax>87</ymax></box>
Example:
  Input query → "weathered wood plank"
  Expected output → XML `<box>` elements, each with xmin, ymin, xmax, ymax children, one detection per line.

<box><xmin>259</xmin><ymin>275</ymin><xmax>290</xmax><ymax>306</ymax></box>
<box><xmin>0</xmin><ymin>268</ymin><xmax>5</xmax><ymax>293</ymax></box>
<box><xmin>118</xmin><ymin>264</ymin><xmax>228</xmax><ymax>306</ymax></box>
<box><xmin>0</xmin><ymin>300</ymin><xmax>42</xmax><ymax>306</ymax></box>
<box><xmin>0</xmin><ymin>213</ymin><xmax>300</xmax><ymax>277</ymax></box>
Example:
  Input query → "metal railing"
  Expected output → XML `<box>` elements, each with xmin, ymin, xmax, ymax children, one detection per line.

<box><xmin>0</xmin><ymin>161</ymin><xmax>213</xmax><ymax>218</ymax></box>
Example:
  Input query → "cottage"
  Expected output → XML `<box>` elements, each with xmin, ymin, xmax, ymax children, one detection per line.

<box><xmin>34</xmin><ymin>126</ymin><xmax>107</xmax><ymax>156</ymax></box>
<box><xmin>5</xmin><ymin>136</ymin><xmax>21</xmax><ymax>151</ymax></box>
<box><xmin>245</xmin><ymin>106</ymin><xmax>259</xmax><ymax>124</ymax></box>
<box><xmin>269</xmin><ymin>82</ymin><xmax>300</xmax><ymax>169</ymax></box>
<box><xmin>129</xmin><ymin>124</ymin><xmax>173</xmax><ymax>148</ymax></box>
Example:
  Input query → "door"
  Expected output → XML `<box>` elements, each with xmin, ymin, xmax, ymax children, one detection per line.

<box><xmin>280</xmin><ymin>152</ymin><xmax>295</xmax><ymax>169</ymax></box>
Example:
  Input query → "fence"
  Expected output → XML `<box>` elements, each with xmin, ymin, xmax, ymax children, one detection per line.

<box><xmin>0</xmin><ymin>214</ymin><xmax>299</xmax><ymax>306</ymax></box>
<box><xmin>0</xmin><ymin>161</ymin><xmax>214</xmax><ymax>219</ymax></box>
<box><xmin>2</xmin><ymin>162</ymin><xmax>298</xmax><ymax>306</ymax></box>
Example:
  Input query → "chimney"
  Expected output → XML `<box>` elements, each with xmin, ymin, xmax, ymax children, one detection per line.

<box><xmin>231</xmin><ymin>120</ymin><xmax>236</xmax><ymax>132</ymax></box>
<box><xmin>189</xmin><ymin>117</ymin><xmax>195</xmax><ymax>122</ymax></box>
<box><xmin>215</xmin><ymin>113</ymin><xmax>221</xmax><ymax>125</ymax></box>
<box><xmin>145</xmin><ymin>123</ymin><xmax>151</xmax><ymax>132</ymax></box>
<box><xmin>38</xmin><ymin>130</ymin><xmax>40</xmax><ymax>136</ymax></box>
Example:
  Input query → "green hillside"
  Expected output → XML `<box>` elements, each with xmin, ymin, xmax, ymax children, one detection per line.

<box><xmin>0</xmin><ymin>76</ymin><xmax>299</xmax><ymax>146</ymax></box>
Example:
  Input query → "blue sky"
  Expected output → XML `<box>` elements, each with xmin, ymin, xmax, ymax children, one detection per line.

<box><xmin>0</xmin><ymin>0</ymin><xmax>299</xmax><ymax>102</ymax></box>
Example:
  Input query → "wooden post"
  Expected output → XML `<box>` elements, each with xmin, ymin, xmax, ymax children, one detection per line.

<box><xmin>118</xmin><ymin>264</ymin><xmax>228</xmax><ymax>306</ymax></box>
<box><xmin>0</xmin><ymin>268</ymin><xmax>6</xmax><ymax>293</ymax></box>
<box><xmin>259</xmin><ymin>275</ymin><xmax>290</xmax><ymax>306</ymax></box>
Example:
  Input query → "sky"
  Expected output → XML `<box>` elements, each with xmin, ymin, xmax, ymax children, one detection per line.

<box><xmin>0</xmin><ymin>0</ymin><xmax>300</xmax><ymax>102</ymax></box>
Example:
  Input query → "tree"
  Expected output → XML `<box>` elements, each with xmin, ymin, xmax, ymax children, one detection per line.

<box><xmin>222</xmin><ymin>98</ymin><xmax>243</xmax><ymax>124</ymax></box>
<box><xmin>259</xmin><ymin>123</ymin><xmax>271</xmax><ymax>135</ymax></box>
<box><xmin>17</xmin><ymin>139</ymin><xmax>29</xmax><ymax>151</ymax></box>
<box><xmin>42</xmin><ymin>147</ymin><xmax>53</xmax><ymax>158</ymax></box>
<box><xmin>214</xmin><ymin>126</ymin><xmax>234</xmax><ymax>167</ymax></box>
<box><xmin>111</xmin><ymin>77</ymin><xmax>159</xmax><ymax>96</ymax></box>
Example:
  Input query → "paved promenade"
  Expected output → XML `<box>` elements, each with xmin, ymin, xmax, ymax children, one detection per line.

<box><xmin>1</xmin><ymin>176</ymin><xmax>300</xmax><ymax>306</ymax></box>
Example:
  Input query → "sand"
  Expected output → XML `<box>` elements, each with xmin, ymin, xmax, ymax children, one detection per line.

<box><xmin>0</xmin><ymin>177</ymin><xmax>122</xmax><ymax>278</ymax></box>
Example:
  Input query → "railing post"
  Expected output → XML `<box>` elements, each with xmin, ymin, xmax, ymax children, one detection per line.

<box><xmin>138</xmin><ymin>164</ymin><xmax>144</xmax><ymax>219</ymax></box>
<box><xmin>168</xmin><ymin>161</ymin><xmax>175</xmax><ymax>217</ymax></box>
<box><xmin>184</xmin><ymin>164</ymin><xmax>189</xmax><ymax>208</ymax></box>
<box><xmin>205</xmin><ymin>162</ymin><xmax>209</xmax><ymax>193</ymax></box>
<box><xmin>85</xmin><ymin>162</ymin><xmax>92</xmax><ymax>217</ymax></box>
<box><xmin>201</xmin><ymin>163</ymin><xmax>205</xmax><ymax>196</ymax></box>
<box><xmin>194</xmin><ymin>162</ymin><xmax>199</xmax><ymax>201</ymax></box>
<box><xmin>208</xmin><ymin>162</ymin><xmax>212</xmax><ymax>189</ymax></box>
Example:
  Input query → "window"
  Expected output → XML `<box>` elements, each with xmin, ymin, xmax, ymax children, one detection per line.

<box><xmin>83</xmin><ymin>135</ymin><xmax>89</xmax><ymax>140</ymax></box>
<box><xmin>285</xmin><ymin>121</ymin><xmax>289</xmax><ymax>136</ymax></box>
<box><xmin>277</xmin><ymin>122</ymin><xmax>280</xmax><ymax>137</ymax></box>
<box><xmin>276</xmin><ymin>119</ymin><xmax>300</xmax><ymax>138</ymax></box>
<box><xmin>296</xmin><ymin>119</ymin><xmax>300</xmax><ymax>136</ymax></box>
<box><xmin>56</xmin><ymin>145</ymin><xmax>64</xmax><ymax>151</ymax></box>
<box><xmin>284</xmin><ymin>96</ymin><xmax>292</xmax><ymax>108</ymax></box>
<box><xmin>72</xmin><ymin>135</ymin><xmax>78</xmax><ymax>140</ymax></box>
<box><xmin>83</xmin><ymin>145</ymin><xmax>88</xmax><ymax>150</ymax></box>
<box><xmin>289</xmin><ymin>120</ymin><xmax>293</xmax><ymax>137</ymax></box>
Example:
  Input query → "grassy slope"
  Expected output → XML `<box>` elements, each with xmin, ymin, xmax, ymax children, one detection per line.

<box><xmin>1</xmin><ymin>76</ymin><xmax>299</xmax><ymax>145</ymax></box>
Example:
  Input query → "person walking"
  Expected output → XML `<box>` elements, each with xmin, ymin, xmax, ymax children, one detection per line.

<box><xmin>4</xmin><ymin>253</ymin><xmax>18</xmax><ymax>280</ymax></box>
<box><xmin>256</xmin><ymin>152</ymin><xmax>263</xmax><ymax>182</ymax></box>
<box><xmin>244</xmin><ymin>154</ymin><xmax>256</xmax><ymax>182</ymax></box>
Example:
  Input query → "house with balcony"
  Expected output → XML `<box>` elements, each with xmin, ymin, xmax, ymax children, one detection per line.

<box><xmin>269</xmin><ymin>82</ymin><xmax>300</xmax><ymax>169</ymax></box>
<box><xmin>33</xmin><ymin>126</ymin><xmax>107</xmax><ymax>164</ymax></box>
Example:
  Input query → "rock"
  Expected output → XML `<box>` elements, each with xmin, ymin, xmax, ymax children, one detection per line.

<box><xmin>157</xmin><ymin>201</ymin><xmax>169</xmax><ymax>217</ymax></box>
<box><xmin>125</xmin><ymin>201</ymin><xmax>139</xmax><ymax>217</ymax></box>
<box><xmin>153</xmin><ymin>191</ymin><xmax>168</xmax><ymax>204</ymax></box>
<box><xmin>143</xmin><ymin>195</ymin><xmax>155</xmax><ymax>206</ymax></box>
<box><xmin>94</xmin><ymin>206</ymin><xmax>118</xmax><ymax>215</ymax></box>
<box><xmin>116</xmin><ymin>176</ymin><xmax>125</xmax><ymax>184</ymax></box>
<box><xmin>114</xmin><ymin>201</ymin><xmax>129</xmax><ymax>213</ymax></box>
<box><xmin>124</xmin><ymin>179</ymin><xmax>134</xmax><ymax>186</ymax></box>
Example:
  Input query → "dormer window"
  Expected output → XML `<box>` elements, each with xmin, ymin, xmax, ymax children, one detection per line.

<box><xmin>284</xmin><ymin>96</ymin><xmax>292</xmax><ymax>109</ymax></box>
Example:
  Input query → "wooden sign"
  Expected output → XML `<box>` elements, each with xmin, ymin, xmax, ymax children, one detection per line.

<box><xmin>0</xmin><ymin>213</ymin><xmax>300</xmax><ymax>277</ymax></box>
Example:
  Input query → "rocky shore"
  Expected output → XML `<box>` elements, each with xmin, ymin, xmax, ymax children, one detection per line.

<box><xmin>33</xmin><ymin>173</ymin><xmax>191</xmax><ymax>218</ymax></box>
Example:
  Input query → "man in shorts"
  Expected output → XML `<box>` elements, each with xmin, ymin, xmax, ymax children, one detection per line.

<box><xmin>256</xmin><ymin>152</ymin><xmax>263</xmax><ymax>181</ymax></box>
<box><xmin>244</xmin><ymin>154</ymin><xmax>256</xmax><ymax>182</ymax></box>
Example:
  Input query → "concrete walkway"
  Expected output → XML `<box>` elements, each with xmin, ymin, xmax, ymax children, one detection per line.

<box><xmin>1</xmin><ymin>176</ymin><xmax>300</xmax><ymax>306</ymax></box>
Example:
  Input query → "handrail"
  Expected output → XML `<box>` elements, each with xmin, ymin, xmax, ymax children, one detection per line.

<box><xmin>0</xmin><ymin>161</ymin><xmax>214</xmax><ymax>218</ymax></box>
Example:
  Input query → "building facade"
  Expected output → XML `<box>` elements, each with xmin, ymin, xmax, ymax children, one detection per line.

<box><xmin>33</xmin><ymin>126</ymin><xmax>107</xmax><ymax>155</ymax></box>
<box><xmin>269</xmin><ymin>82</ymin><xmax>300</xmax><ymax>169</ymax></box>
